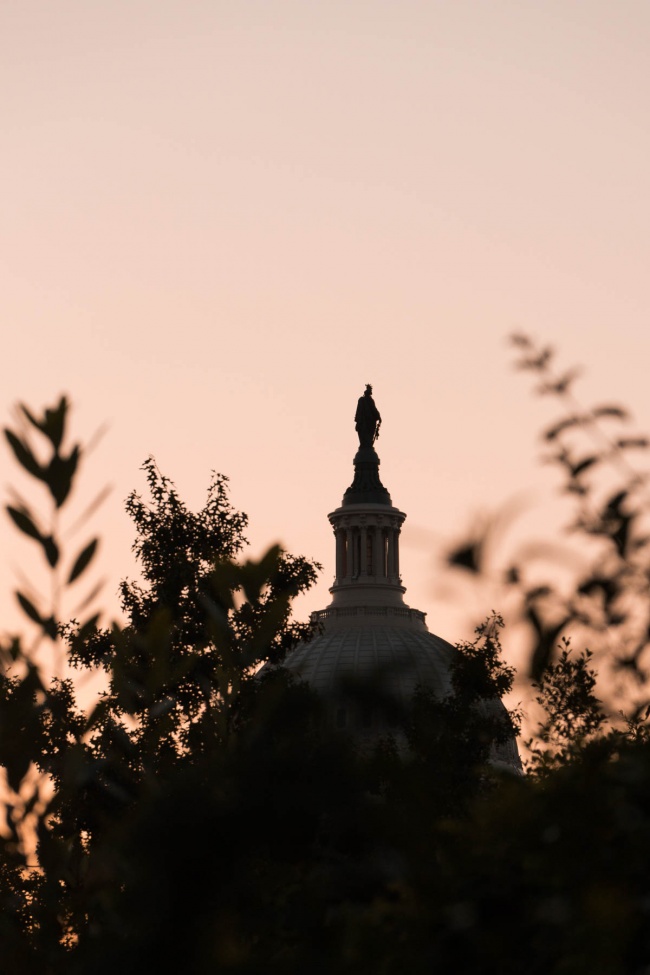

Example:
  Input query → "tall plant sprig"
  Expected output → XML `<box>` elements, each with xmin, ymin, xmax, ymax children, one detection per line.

<box><xmin>3</xmin><ymin>397</ymin><xmax>104</xmax><ymax>671</ymax></box>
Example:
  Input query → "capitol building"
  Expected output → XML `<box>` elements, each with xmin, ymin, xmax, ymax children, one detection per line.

<box><xmin>282</xmin><ymin>385</ymin><xmax>521</xmax><ymax>771</ymax></box>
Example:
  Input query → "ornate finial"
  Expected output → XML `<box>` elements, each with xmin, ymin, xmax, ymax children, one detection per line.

<box><xmin>344</xmin><ymin>386</ymin><xmax>391</xmax><ymax>505</ymax></box>
<box><xmin>355</xmin><ymin>384</ymin><xmax>382</xmax><ymax>448</ymax></box>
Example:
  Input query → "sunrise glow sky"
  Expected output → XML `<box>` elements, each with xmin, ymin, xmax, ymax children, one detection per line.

<box><xmin>3</xmin><ymin>2</ymin><xmax>650</xmax><ymax>659</ymax></box>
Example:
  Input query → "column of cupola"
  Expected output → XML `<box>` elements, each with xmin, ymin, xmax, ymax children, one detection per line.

<box><xmin>327</xmin><ymin>503</ymin><xmax>406</xmax><ymax>607</ymax></box>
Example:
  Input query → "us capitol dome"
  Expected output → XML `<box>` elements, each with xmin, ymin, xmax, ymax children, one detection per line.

<box><xmin>282</xmin><ymin>385</ymin><xmax>521</xmax><ymax>771</ymax></box>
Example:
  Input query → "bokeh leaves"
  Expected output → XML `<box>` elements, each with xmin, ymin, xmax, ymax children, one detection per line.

<box><xmin>3</xmin><ymin>397</ymin><xmax>100</xmax><ymax>642</ymax></box>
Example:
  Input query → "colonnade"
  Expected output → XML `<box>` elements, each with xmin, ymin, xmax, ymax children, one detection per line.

<box><xmin>334</xmin><ymin>524</ymin><xmax>401</xmax><ymax>583</ymax></box>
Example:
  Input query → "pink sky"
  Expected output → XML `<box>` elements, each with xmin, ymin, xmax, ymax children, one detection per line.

<box><xmin>2</xmin><ymin>1</ymin><xmax>650</xmax><ymax>667</ymax></box>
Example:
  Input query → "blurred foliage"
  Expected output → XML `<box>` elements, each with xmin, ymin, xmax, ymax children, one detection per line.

<box><xmin>1</xmin><ymin>391</ymin><xmax>650</xmax><ymax>973</ymax></box>
<box><xmin>3</xmin><ymin>396</ymin><xmax>102</xmax><ymax>651</ymax></box>
<box><xmin>447</xmin><ymin>334</ymin><xmax>650</xmax><ymax>714</ymax></box>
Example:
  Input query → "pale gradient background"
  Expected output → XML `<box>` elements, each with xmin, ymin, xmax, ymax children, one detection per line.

<box><xmin>2</xmin><ymin>1</ymin><xmax>650</xmax><ymax>669</ymax></box>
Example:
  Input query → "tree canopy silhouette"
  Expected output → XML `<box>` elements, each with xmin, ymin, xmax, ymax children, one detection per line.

<box><xmin>2</xmin><ymin>382</ymin><xmax>650</xmax><ymax>974</ymax></box>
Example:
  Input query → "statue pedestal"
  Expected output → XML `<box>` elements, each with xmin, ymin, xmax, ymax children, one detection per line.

<box><xmin>353</xmin><ymin>446</ymin><xmax>380</xmax><ymax>465</ymax></box>
<box><xmin>343</xmin><ymin>446</ymin><xmax>391</xmax><ymax>506</ymax></box>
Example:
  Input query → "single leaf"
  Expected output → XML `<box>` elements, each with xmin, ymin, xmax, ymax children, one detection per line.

<box><xmin>616</xmin><ymin>437</ymin><xmax>649</xmax><ymax>450</ymax></box>
<box><xmin>3</xmin><ymin>430</ymin><xmax>43</xmax><ymax>479</ymax></box>
<box><xmin>242</xmin><ymin>544</ymin><xmax>282</xmax><ymax>602</ymax></box>
<box><xmin>591</xmin><ymin>405</ymin><xmax>629</xmax><ymax>420</ymax></box>
<box><xmin>612</xmin><ymin>517</ymin><xmax>632</xmax><ymax>557</ymax></box>
<box><xmin>46</xmin><ymin>445</ymin><xmax>80</xmax><ymax>508</ymax></box>
<box><xmin>42</xmin><ymin>535</ymin><xmax>60</xmax><ymax>568</ymax></box>
<box><xmin>6</xmin><ymin>507</ymin><xmax>60</xmax><ymax>566</ymax></box>
<box><xmin>6</xmin><ymin>505</ymin><xmax>41</xmax><ymax>541</ymax></box>
<box><xmin>543</xmin><ymin>415</ymin><xmax>584</xmax><ymax>441</ymax></box>
<box><xmin>517</xmin><ymin>347</ymin><xmax>553</xmax><ymax>372</ymax></box>
<box><xmin>44</xmin><ymin>397</ymin><xmax>67</xmax><ymax>449</ymax></box>
<box><xmin>572</xmin><ymin>456</ymin><xmax>597</xmax><ymax>477</ymax></box>
<box><xmin>16</xmin><ymin>591</ymin><xmax>43</xmax><ymax>626</ymax></box>
<box><xmin>67</xmin><ymin>538</ymin><xmax>98</xmax><ymax>584</ymax></box>
<box><xmin>606</xmin><ymin>613</ymin><xmax>626</xmax><ymax>626</ymax></box>
<box><xmin>19</xmin><ymin>404</ymin><xmax>46</xmax><ymax>435</ymax></box>
<box><xmin>528</xmin><ymin>613</ymin><xmax>570</xmax><ymax>681</ymax></box>
<box><xmin>604</xmin><ymin>490</ymin><xmax>628</xmax><ymax>514</ymax></box>
<box><xmin>20</xmin><ymin>396</ymin><xmax>68</xmax><ymax>449</ymax></box>
<box><xmin>546</xmin><ymin>369</ymin><xmax>581</xmax><ymax>395</ymax></box>
<box><xmin>7</xmin><ymin>637</ymin><xmax>22</xmax><ymax>661</ymax></box>
<box><xmin>43</xmin><ymin>615</ymin><xmax>58</xmax><ymax>640</ymax></box>
<box><xmin>447</xmin><ymin>541</ymin><xmax>482</xmax><ymax>573</ymax></box>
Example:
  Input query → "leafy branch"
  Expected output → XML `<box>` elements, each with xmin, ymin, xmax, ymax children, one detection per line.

<box><xmin>3</xmin><ymin>397</ymin><xmax>103</xmax><ymax>661</ymax></box>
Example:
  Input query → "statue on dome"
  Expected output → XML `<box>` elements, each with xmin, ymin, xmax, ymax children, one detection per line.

<box><xmin>355</xmin><ymin>384</ymin><xmax>382</xmax><ymax>448</ymax></box>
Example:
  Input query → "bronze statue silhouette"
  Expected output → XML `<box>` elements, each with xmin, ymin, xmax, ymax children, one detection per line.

<box><xmin>355</xmin><ymin>384</ymin><xmax>381</xmax><ymax>448</ymax></box>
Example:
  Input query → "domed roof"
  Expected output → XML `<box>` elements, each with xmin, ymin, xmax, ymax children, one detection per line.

<box><xmin>283</xmin><ymin>608</ymin><xmax>456</xmax><ymax>734</ymax></box>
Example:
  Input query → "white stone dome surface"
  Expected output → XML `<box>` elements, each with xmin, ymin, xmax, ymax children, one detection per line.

<box><xmin>283</xmin><ymin>611</ymin><xmax>456</xmax><ymax>720</ymax></box>
<box><xmin>283</xmin><ymin>608</ymin><xmax>522</xmax><ymax>770</ymax></box>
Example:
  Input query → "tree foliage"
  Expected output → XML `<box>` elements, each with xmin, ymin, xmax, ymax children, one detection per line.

<box><xmin>447</xmin><ymin>334</ymin><xmax>650</xmax><ymax>717</ymax></box>
<box><xmin>1</xmin><ymin>390</ymin><xmax>650</xmax><ymax>974</ymax></box>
